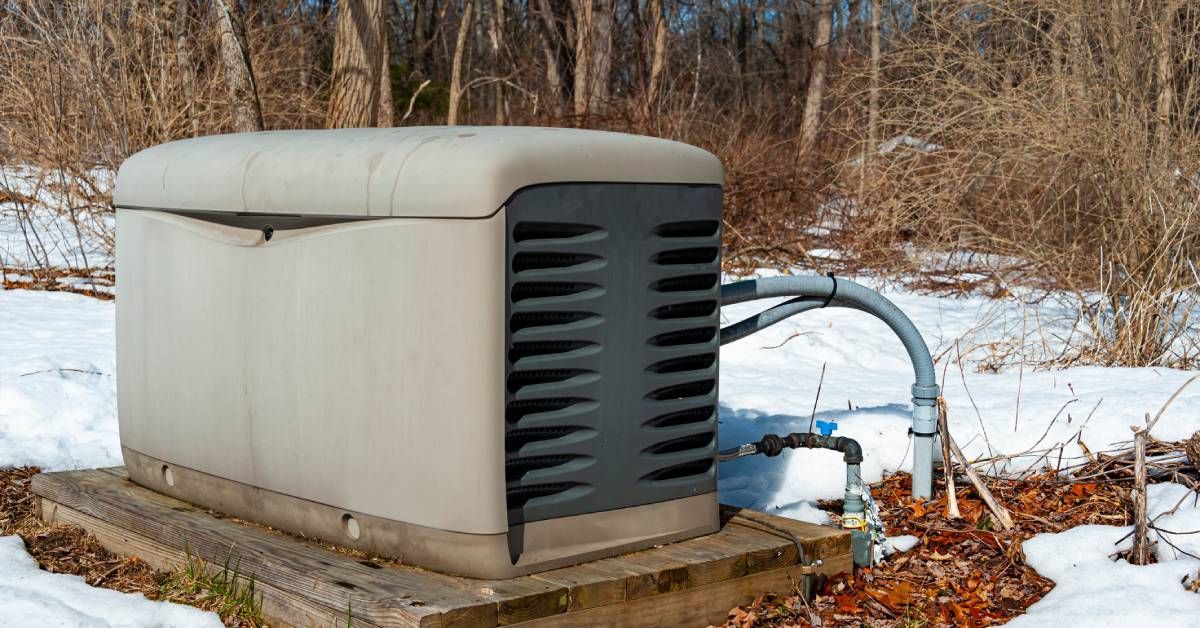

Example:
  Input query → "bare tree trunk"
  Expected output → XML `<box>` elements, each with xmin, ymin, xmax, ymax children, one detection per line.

<box><xmin>214</xmin><ymin>0</ymin><xmax>264</xmax><ymax>132</ymax></box>
<box><xmin>643</xmin><ymin>0</ymin><xmax>668</xmax><ymax>119</ymax></box>
<box><xmin>448</xmin><ymin>0</ymin><xmax>474</xmax><ymax>125</ymax></box>
<box><xmin>572</xmin><ymin>0</ymin><xmax>612</xmax><ymax>117</ymax></box>
<box><xmin>492</xmin><ymin>0</ymin><xmax>506</xmax><ymax>124</ymax></box>
<box><xmin>378</xmin><ymin>0</ymin><xmax>394</xmax><ymax>127</ymax></box>
<box><xmin>534</xmin><ymin>0</ymin><xmax>565</xmax><ymax>116</ymax></box>
<box><xmin>174</xmin><ymin>0</ymin><xmax>198</xmax><ymax>137</ymax></box>
<box><xmin>799</xmin><ymin>0</ymin><xmax>833</xmax><ymax>155</ymax></box>
<box><xmin>867</xmin><ymin>0</ymin><xmax>880</xmax><ymax>154</ymax></box>
<box><xmin>572</xmin><ymin>0</ymin><xmax>592</xmax><ymax>116</ymax></box>
<box><xmin>1154</xmin><ymin>2</ymin><xmax>1177</xmax><ymax>156</ymax></box>
<box><xmin>328</xmin><ymin>0</ymin><xmax>388</xmax><ymax>128</ymax></box>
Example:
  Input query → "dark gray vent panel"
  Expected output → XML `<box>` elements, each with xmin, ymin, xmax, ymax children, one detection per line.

<box><xmin>504</xmin><ymin>183</ymin><xmax>722</xmax><ymax>526</ymax></box>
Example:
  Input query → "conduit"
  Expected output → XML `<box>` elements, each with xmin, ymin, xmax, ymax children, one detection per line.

<box><xmin>718</xmin><ymin>275</ymin><xmax>940</xmax><ymax>500</ymax></box>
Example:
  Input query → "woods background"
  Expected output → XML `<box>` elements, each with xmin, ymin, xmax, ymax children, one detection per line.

<box><xmin>2</xmin><ymin>0</ymin><xmax>1200</xmax><ymax>367</ymax></box>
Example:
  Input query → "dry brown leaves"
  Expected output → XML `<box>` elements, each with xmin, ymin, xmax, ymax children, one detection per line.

<box><xmin>0</xmin><ymin>467</ymin><xmax>165</xmax><ymax>594</ymax></box>
<box><xmin>722</xmin><ymin>472</ymin><xmax>1133</xmax><ymax>627</ymax></box>
<box><xmin>0</xmin><ymin>467</ymin><xmax>263</xmax><ymax>626</ymax></box>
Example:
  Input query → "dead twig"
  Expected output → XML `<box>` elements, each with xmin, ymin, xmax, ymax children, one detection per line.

<box><xmin>938</xmin><ymin>397</ymin><xmax>962</xmax><ymax>519</ymax></box>
<box><xmin>945</xmin><ymin>428</ymin><xmax>1015</xmax><ymax>530</ymax></box>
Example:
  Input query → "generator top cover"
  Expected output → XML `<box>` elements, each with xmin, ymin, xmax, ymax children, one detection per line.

<box><xmin>114</xmin><ymin>126</ymin><xmax>723</xmax><ymax>218</ymax></box>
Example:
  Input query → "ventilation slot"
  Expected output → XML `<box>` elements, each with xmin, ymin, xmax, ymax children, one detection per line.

<box><xmin>647</xmin><ymin>353</ymin><xmax>716</xmax><ymax>374</ymax></box>
<box><xmin>654</xmin><ymin>220</ymin><xmax>720</xmax><ymax>238</ymax></box>
<box><xmin>511</xmin><ymin>282</ymin><xmax>597</xmax><ymax>302</ymax></box>
<box><xmin>651</xmin><ymin>300</ymin><xmax>717</xmax><ymax>320</ymax></box>
<box><xmin>507</xmin><ymin>369</ymin><xmax>591</xmax><ymax>393</ymax></box>
<box><xmin>652</xmin><ymin>274</ymin><xmax>718</xmax><ymax>293</ymax></box>
<box><xmin>513</xmin><ymin>252</ymin><xmax>599</xmax><ymax>272</ymax></box>
<box><xmin>643</xmin><ymin>433</ymin><xmax>714</xmax><ymax>455</ymax></box>
<box><xmin>506</xmin><ymin>455</ymin><xmax>580</xmax><ymax>482</ymax></box>
<box><xmin>513</xmin><ymin>222</ymin><xmax>603</xmax><ymax>242</ymax></box>
<box><xmin>506</xmin><ymin>398</ymin><xmax>589</xmax><ymax>423</ymax></box>
<box><xmin>506</xmin><ymin>426</ymin><xmax>582</xmax><ymax>451</ymax></box>
<box><xmin>646</xmin><ymin>380</ymin><xmax>716</xmax><ymax>401</ymax></box>
<box><xmin>641</xmin><ymin>459</ymin><xmax>714</xmax><ymax>482</ymax></box>
<box><xmin>653</xmin><ymin>247</ymin><xmax>719</xmax><ymax>265</ymax></box>
<box><xmin>510</xmin><ymin>311</ymin><xmax>595</xmax><ymax>332</ymax></box>
<box><xmin>650</xmin><ymin>327</ymin><xmax>716</xmax><ymax>347</ymax></box>
<box><xmin>509</xmin><ymin>341</ymin><xmax>593</xmax><ymax>362</ymax></box>
<box><xmin>506</xmin><ymin>483</ymin><xmax>581</xmax><ymax>509</ymax></box>
<box><xmin>644</xmin><ymin>406</ymin><xmax>714</xmax><ymax>428</ymax></box>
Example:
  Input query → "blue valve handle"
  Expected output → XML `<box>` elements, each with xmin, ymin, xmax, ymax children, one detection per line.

<box><xmin>815</xmin><ymin>420</ymin><xmax>837</xmax><ymax>436</ymax></box>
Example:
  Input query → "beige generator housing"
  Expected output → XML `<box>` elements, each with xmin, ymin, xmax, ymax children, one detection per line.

<box><xmin>115</xmin><ymin>127</ymin><xmax>725</xmax><ymax>578</ymax></box>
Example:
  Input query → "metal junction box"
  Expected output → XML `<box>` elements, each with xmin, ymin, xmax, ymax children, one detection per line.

<box><xmin>114</xmin><ymin>127</ymin><xmax>724</xmax><ymax>578</ymax></box>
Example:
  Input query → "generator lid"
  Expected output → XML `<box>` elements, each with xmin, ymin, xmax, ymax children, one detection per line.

<box><xmin>114</xmin><ymin>127</ymin><xmax>723</xmax><ymax>218</ymax></box>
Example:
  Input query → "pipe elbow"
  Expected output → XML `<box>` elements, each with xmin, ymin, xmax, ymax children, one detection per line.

<box><xmin>833</xmin><ymin>436</ymin><xmax>864</xmax><ymax>465</ymax></box>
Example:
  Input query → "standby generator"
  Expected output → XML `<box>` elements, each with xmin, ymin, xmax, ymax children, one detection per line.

<box><xmin>114</xmin><ymin>127</ymin><xmax>726</xmax><ymax>578</ymax></box>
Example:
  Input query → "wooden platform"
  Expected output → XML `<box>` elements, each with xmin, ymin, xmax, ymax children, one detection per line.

<box><xmin>32</xmin><ymin>468</ymin><xmax>852</xmax><ymax>627</ymax></box>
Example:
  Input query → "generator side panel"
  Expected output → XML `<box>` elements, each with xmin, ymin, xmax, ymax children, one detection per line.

<box><xmin>503</xmin><ymin>183</ymin><xmax>723</xmax><ymax>525</ymax></box>
<box><xmin>116</xmin><ymin>209</ymin><xmax>510</xmax><ymax>536</ymax></box>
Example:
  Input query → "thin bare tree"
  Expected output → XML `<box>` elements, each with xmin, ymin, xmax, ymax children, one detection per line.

<box><xmin>867</xmin><ymin>0</ymin><xmax>881</xmax><ymax>154</ymax></box>
<box><xmin>643</xmin><ymin>0</ymin><xmax>669</xmax><ymax>119</ymax></box>
<box><xmin>214</xmin><ymin>0</ymin><xmax>264</xmax><ymax>132</ymax></box>
<box><xmin>173</xmin><ymin>0</ymin><xmax>199</xmax><ymax>137</ymax></box>
<box><xmin>572</xmin><ymin>0</ymin><xmax>614</xmax><ymax>117</ymax></box>
<box><xmin>378</xmin><ymin>0</ymin><xmax>394</xmax><ymax>126</ymax></box>
<box><xmin>447</xmin><ymin>0</ymin><xmax>474</xmax><ymax>124</ymax></box>
<box><xmin>799</xmin><ymin>0</ymin><xmax>833</xmax><ymax>154</ymax></box>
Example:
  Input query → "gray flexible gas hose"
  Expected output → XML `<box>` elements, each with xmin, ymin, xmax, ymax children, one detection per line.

<box><xmin>719</xmin><ymin>276</ymin><xmax>940</xmax><ymax>500</ymax></box>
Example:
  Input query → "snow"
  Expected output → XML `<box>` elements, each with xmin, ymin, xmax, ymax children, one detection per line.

<box><xmin>1011</xmin><ymin>483</ymin><xmax>1200</xmax><ymax>627</ymax></box>
<box><xmin>0</xmin><ymin>290</ymin><xmax>119</xmax><ymax>471</ymax></box>
<box><xmin>0</xmin><ymin>536</ymin><xmax>220</xmax><ymax>627</ymax></box>
<box><xmin>2</xmin><ymin>264</ymin><xmax>1199</xmax><ymax>623</ymax></box>
<box><xmin>716</xmin><ymin>272</ymin><xmax>1200</xmax><ymax>525</ymax></box>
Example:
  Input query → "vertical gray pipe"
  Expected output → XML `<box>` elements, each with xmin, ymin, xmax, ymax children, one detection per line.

<box><xmin>720</xmin><ymin>276</ymin><xmax>940</xmax><ymax>500</ymax></box>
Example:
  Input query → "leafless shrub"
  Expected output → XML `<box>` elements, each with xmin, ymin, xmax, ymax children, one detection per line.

<box><xmin>0</xmin><ymin>0</ymin><xmax>326</xmax><ymax>278</ymax></box>
<box><xmin>832</xmin><ymin>0</ymin><xmax>1200</xmax><ymax>367</ymax></box>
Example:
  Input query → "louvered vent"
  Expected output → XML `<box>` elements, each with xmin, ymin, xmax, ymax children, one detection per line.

<box><xmin>505</xmin><ymin>183</ymin><xmax>721</xmax><ymax>526</ymax></box>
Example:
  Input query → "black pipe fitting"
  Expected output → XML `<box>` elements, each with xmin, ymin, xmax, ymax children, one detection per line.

<box><xmin>738</xmin><ymin>432</ymin><xmax>864</xmax><ymax>464</ymax></box>
<box><xmin>721</xmin><ymin>431</ymin><xmax>865</xmax><ymax>464</ymax></box>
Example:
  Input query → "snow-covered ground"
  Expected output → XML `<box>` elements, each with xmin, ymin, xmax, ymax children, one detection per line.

<box><xmin>2</xmin><ymin>266</ymin><xmax>1199</xmax><ymax>623</ymax></box>
<box><xmin>1011</xmin><ymin>482</ymin><xmax>1200</xmax><ymax>627</ymax></box>
<box><xmin>0</xmin><ymin>536</ymin><xmax>219</xmax><ymax>627</ymax></box>
<box><xmin>717</xmin><ymin>272</ymin><xmax>1200</xmax><ymax>520</ymax></box>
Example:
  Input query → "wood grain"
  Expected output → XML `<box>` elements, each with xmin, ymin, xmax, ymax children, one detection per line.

<box><xmin>33</xmin><ymin>468</ymin><xmax>854</xmax><ymax>627</ymax></box>
<box><xmin>509</xmin><ymin>563</ymin><xmax>811</xmax><ymax>627</ymax></box>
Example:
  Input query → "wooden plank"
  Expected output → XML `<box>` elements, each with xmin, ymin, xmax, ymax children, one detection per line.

<box><xmin>605</xmin><ymin>551</ymin><xmax>690</xmax><ymax>600</ymax></box>
<box><xmin>648</xmin><ymin>534</ymin><xmax>748</xmax><ymax>588</ymax></box>
<box><xmin>39</xmin><ymin>498</ymin><xmax>364</xmax><ymax>628</ymax></box>
<box><xmin>717</xmin><ymin>523</ymin><xmax>799</xmax><ymax>574</ymax></box>
<box><xmin>509</xmin><ymin>563</ymin><xmax>811</xmax><ymax>628</ymax></box>
<box><xmin>475</xmin><ymin>578</ymin><xmax>567</xmax><ymax>625</ymax></box>
<box><xmin>33</xmin><ymin>469</ymin><xmax>498</xmax><ymax>628</ymax></box>
<box><xmin>33</xmin><ymin>468</ymin><xmax>854</xmax><ymax>628</ymax></box>
<box><xmin>529</xmin><ymin>562</ymin><xmax>627</xmax><ymax>612</ymax></box>
<box><xmin>723</xmin><ymin>506</ymin><xmax>853</xmax><ymax>562</ymax></box>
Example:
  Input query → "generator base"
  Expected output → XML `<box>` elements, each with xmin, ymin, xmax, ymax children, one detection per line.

<box><xmin>121</xmin><ymin>447</ymin><xmax>718</xmax><ymax>579</ymax></box>
<box><xmin>32</xmin><ymin>467</ymin><xmax>853</xmax><ymax>628</ymax></box>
